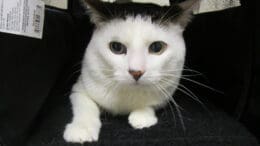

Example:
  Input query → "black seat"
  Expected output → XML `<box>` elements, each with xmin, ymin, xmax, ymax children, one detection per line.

<box><xmin>0</xmin><ymin>0</ymin><xmax>259</xmax><ymax>146</ymax></box>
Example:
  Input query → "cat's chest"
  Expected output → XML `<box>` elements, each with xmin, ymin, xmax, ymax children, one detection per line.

<box><xmin>92</xmin><ymin>86</ymin><xmax>164</xmax><ymax>114</ymax></box>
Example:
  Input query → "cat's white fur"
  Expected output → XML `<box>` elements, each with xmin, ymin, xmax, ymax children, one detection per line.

<box><xmin>64</xmin><ymin>16</ymin><xmax>186</xmax><ymax>143</ymax></box>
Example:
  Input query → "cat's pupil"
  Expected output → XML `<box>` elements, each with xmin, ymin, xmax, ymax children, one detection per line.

<box><xmin>149</xmin><ymin>41</ymin><xmax>167</xmax><ymax>55</ymax></box>
<box><xmin>109</xmin><ymin>42</ymin><xmax>127</xmax><ymax>55</ymax></box>
<box><xmin>151</xmin><ymin>43</ymin><xmax>162</xmax><ymax>52</ymax></box>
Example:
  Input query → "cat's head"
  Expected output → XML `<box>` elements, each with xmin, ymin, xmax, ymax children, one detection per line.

<box><xmin>82</xmin><ymin>0</ymin><xmax>199</xmax><ymax>87</ymax></box>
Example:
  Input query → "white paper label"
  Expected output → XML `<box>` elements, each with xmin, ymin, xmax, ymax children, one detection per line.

<box><xmin>0</xmin><ymin>0</ymin><xmax>45</xmax><ymax>39</ymax></box>
<box><xmin>195</xmin><ymin>0</ymin><xmax>241</xmax><ymax>14</ymax></box>
<box><xmin>42</xmin><ymin>0</ymin><xmax>68</xmax><ymax>9</ymax></box>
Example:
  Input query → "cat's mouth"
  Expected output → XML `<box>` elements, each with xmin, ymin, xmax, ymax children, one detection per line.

<box><xmin>120</xmin><ymin>77</ymin><xmax>155</xmax><ymax>87</ymax></box>
<box><xmin>112</xmin><ymin>75</ymin><xmax>144</xmax><ymax>86</ymax></box>
<box><xmin>131</xmin><ymin>80</ymin><xmax>144</xmax><ymax>85</ymax></box>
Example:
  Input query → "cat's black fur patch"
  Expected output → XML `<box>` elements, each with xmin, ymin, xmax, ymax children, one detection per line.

<box><xmin>84</xmin><ymin>0</ymin><xmax>185</xmax><ymax>24</ymax></box>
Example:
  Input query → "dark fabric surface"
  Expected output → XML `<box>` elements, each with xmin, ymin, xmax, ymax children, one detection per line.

<box><xmin>241</xmin><ymin>0</ymin><xmax>260</xmax><ymax>140</ymax></box>
<box><xmin>184</xmin><ymin>7</ymin><xmax>254</xmax><ymax>117</ymax></box>
<box><xmin>0</xmin><ymin>8</ymin><xmax>74</xmax><ymax>146</ymax></box>
<box><xmin>26</xmin><ymin>89</ymin><xmax>259</xmax><ymax>146</ymax></box>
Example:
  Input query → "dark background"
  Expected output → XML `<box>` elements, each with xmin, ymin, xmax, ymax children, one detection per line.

<box><xmin>241</xmin><ymin>0</ymin><xmax>260</xmax><ymax>139</ymax></box>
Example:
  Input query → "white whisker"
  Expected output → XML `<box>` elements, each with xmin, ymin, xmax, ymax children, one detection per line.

<box><xmin>158</xmin><ymin>73</ymin><xmax>222</xmax><ymax>94</ymax></box>
<box><xmin>156</xmin><ymin>83</ymin><xmax>186</xmax><ymax>131</ymax></box>
<box><xmin>160</xmin><ymin>78</ymin><xmax>210</xmax><ymax>113</ymax></box>
<box><xmin>149</xmin><ymin>81</ymin><xmax>177</xmax><ymax>125</ymax></box>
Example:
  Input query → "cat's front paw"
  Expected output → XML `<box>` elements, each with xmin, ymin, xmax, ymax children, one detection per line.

<box><xmin>128</xmin><ymin>108</ymin><xmax>158</xmax><ymax>129</ymax></box>
<box><xmin>63</xmin><ymin>120</ymin><xmax>101</xmax><ymax>143</ymax></box>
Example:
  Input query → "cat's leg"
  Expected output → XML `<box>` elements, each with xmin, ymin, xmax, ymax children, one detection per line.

<box><xmin>63</xmin><ymin>92</ymin><xmax>101</xmax><ymax>143</ymax></box>
<box><xmin>128</xmin><ymin>107</ymin><xmax>158</xmax><ymax>129</ymax></box>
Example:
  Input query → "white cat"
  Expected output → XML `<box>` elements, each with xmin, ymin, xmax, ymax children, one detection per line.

<box><xmin>64</xmin><ymin>0</ymin><xmax>199</xmax><ymax>143</ymax></box>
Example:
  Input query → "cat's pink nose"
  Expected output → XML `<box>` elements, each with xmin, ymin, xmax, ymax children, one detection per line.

<box><xmin>129</xmin><ymin>70</ymin><xmax>144</xmax><ymax>81</ymax></box>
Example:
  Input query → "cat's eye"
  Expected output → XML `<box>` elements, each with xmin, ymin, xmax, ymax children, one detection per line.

<box><xmin>149</xmin><ymin>41</ymin><xmax>167</xmax><ymax>55</ymax></box>
<box><xmin>109</xmin><ymin>42</ymin><xmax>127</xmax><ymax>55</ymax></box>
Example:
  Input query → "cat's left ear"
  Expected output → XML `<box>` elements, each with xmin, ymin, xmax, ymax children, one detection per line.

<box><xmin>174</xmin><ymin>0</ymin><xmax>201</xmax><ymax>28</ymax></box>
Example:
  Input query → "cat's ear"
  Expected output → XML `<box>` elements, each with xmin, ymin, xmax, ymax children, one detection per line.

<box><xmin>82</xmin><ymin>0</ymin><xmax>112</xmax><ymax>25</ymax></box>
<box><xmin>174</xmin><ymin>0</ymin><xmax>200</xmax><ymax>28</ymax></box>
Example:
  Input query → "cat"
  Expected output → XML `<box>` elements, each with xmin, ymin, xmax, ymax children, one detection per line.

<box><xmin>64</xmin><ymin>0</ymin><xmax>200</xmax><ymax>143</ymax></box>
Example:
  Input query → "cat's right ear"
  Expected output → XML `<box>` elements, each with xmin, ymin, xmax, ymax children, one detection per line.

<box><xmin>175</xmin><ymin>0</ymin><xmax>201</xmax><ymax>28</ymax></box>
<box><xmin>82</xmin><ymin>0</ymin><xmax>111</xmax><ymax>25</ymax></box>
